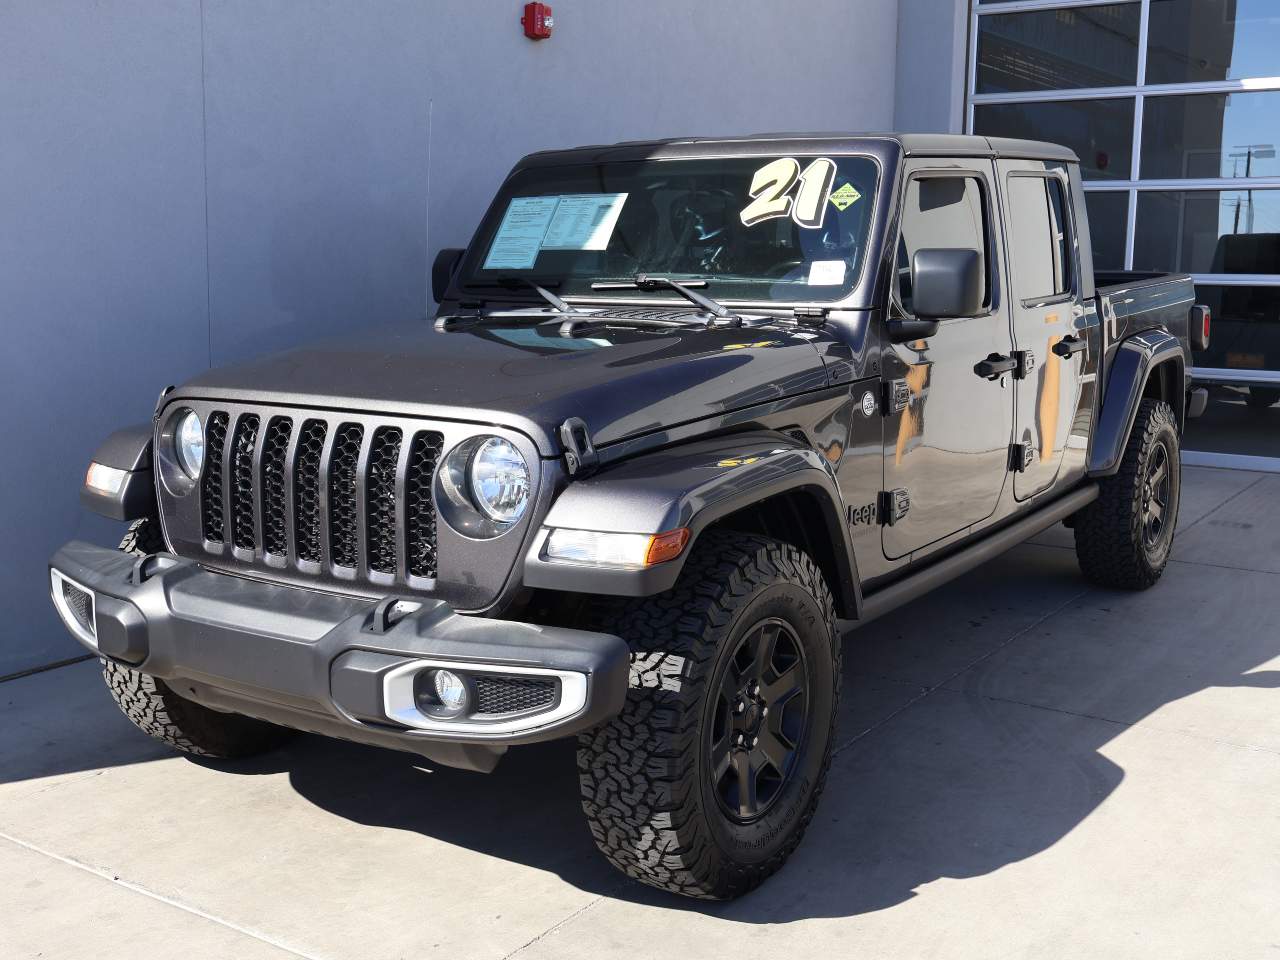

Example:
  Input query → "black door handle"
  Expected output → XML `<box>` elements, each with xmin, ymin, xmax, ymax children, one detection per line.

<box><xmin>973</xmin><ymin>353</ymin><xmax>1018</xmax><ymax>380</ymax></box>
<box><xmin>1052</xmin><ymin>335</ymin><xmax>1087</xmax><ymax>358</ymax></box>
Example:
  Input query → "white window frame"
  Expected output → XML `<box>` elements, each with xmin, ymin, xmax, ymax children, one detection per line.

<box><xmin>966</xmin><ymin>0</ymin><xmax>1280</xmax><ymax>384</ymax></box>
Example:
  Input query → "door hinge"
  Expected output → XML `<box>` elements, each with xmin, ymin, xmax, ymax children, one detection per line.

<box><xmin>1013</xmin><ymin>349</ymin><xmax>1037</xmax><ymax>379</ymax></box>
<box><xmin>878</xmin><ymin>488</ymin><xmax>911</xmax><ymax>526</ymax></box>
<box><xmin>559</xmin><ymin>416</ymin><xmax>599</xmax><ymax>479</ymax></box>
<box><xmin>882</xmin><ymin>379</ymin><xmax>911</xmax><ymax>414</ymax></box>
<box><xmin>1009</xmin><ymin>442</ymin><xmax>1035</xmax><ymax>472</ymax></box>
<box><xmin>792</xmin><ymin>306</ymin><xmax>828</xmax><ymax>327</ymax></box>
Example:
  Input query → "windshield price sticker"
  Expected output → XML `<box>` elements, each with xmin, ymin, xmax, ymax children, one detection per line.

<box><xmin>740</xmin><ymin>157</ymin><xmax>839</xmax><ymax>230</ymax></box>
<box><xmin>484</xmin><ymin>193</ymin><xmax>628</xmax><ymax>270</ymax></box>
<box><xmin>542</xmin><ymin>194</ymin><xmax>628</xmax><ymax>250</ymax></box>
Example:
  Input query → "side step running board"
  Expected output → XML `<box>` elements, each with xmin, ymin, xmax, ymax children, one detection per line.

<box><xmin>856</xmin><ymin>483</ymin><xmax>1099</xmax><ymax>627</ymax></box>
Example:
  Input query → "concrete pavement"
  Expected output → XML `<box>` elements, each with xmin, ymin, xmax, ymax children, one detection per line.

<box><xmin>2</xmin><ymin>465</ymin><xmax>1277</xmax><ymax>959</ymax></box>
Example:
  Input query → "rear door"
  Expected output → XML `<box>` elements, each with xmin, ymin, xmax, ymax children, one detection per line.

<box><xmin>998</xmin><ymin>161</ymin><xmax>1088</xmax><ymax>500</ymax></box>
<box><xmin>881</xmin><ymin>160</ymin><xmax>1016</xmax><ymax>559</ymax></box>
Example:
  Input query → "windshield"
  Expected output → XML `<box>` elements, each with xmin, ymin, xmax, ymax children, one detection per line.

<box><xmin>460</xmin><ymin>155</ymin><xmax>880</xmax><ymax>304</ymax></box>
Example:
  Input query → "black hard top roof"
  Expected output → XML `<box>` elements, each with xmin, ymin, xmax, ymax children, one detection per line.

<box><xmin>518</xmin><ymin>132</ymin><xmax>1079</xmax><ymax>167</ymax></box>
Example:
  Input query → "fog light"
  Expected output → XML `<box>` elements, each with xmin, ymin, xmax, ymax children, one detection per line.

<box><xmin>432</xmin><ymin>669</ymin><xmax>469</xmax><ymax>711</ymax></box>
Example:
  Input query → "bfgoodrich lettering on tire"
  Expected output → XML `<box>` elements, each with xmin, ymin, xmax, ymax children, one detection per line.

<box><xmin>577</xmin><ymin>531</ymin><xmax>841</xmax><ymax>899</ymax></box>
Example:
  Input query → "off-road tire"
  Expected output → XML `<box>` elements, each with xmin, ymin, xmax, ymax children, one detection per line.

<box><xmin>577</xmin><ymin>531</ymin><xmax>841</xmax><ymax>900</ymax></box>
<box><xmin>1073</xmin><ymin>399</ymin><xmax>1181</xmax><ymax>589</ymax></box>
<box><xmin>101</xmin><ymin>518</ymin><xmax>292</xmax><ymax>759</ymax></box>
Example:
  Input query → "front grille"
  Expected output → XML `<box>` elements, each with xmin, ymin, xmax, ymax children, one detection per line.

<box><xmin>294</xmin><ymin>419</ymin><xmax>328</xmax><ymax>563</ymax></box>
<box><xmin>193</xmin><ymin>407</ymin><xmax>443</xmax><ymax>584</ymax></box>
<box><xmin>230</xmin><ymin>414</ymin><xmax>260</xmax><ymax>550</ymax></box>
<box><xmin>328</xmin><ymin>423</ymin><xmax>364</xmax><ymax>568</ymax></box>
<box><xmin>260</xmin><ymin>417</ymin><xmax>292</xmax><ymax>557</ymax></box>
<box><xmin>201</xmin><ymin>412</ymin><xmax>229</xmax><ymax>543</ymax></box>
<box><xmin>366</xmin><ymin>427</ymin><xmax>402</xmax><ymax>575</ymax></box>
<box><xmin>474</xmin><ymin>676</ymin><xmax>557</xmax><ymax>716</ymax></box>
<box><xmin>406</xmin><ymin>431</ymin><xmax>444</xmax><ymax>579</ymax></box>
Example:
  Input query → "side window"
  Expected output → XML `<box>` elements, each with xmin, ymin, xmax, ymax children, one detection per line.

<box><xmin>1008</xmin><ymin>175</ymin><xmax>1074</xmax><ymax>301</ymax></box>
<box><xmin>897</xmin><ymin>176</ymin><xmax>988</xmax><ymax>316</ymax></box>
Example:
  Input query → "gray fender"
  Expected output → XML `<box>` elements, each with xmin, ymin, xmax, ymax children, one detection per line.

<box><xmin>523</xmin><ymin>432</ymin><xmax>859</xmax><ymax>614</ymax></box>
<box><xmin>1088</xmin><ymin>329</ymin><xmax>1186</xmax><ymax>477</ymax></box>
<box><xmin>80</xmin><ymin>423</ymin><xmax>156</xmax><ymax>521</ymax></box>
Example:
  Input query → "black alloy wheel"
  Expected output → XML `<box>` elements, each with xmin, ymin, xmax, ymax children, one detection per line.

<box><xmin>1140</xmin><ymin>438</ymin><xmax>1172</xmax><ymax>552</ymax></box>
<box><xmin>707</xmin><ymin>617</ymin><xmax>810</xmax><ymax>824</ymax></box>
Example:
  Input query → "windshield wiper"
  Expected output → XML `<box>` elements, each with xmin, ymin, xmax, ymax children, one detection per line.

<box><xmin>590</xmin><ymin>274</ymin><xmax>739</xmax><ymax>322</ymax></box>
<box><xmin>476</xmin><ymin>276</ymin><xmax>584</xmax><ymax>314</ymax></box>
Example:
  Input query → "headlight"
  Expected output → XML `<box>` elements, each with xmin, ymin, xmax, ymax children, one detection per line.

<box><xmin>468</xmin><ymin>437</ymin><xmax>529</xmax><ymax>523</ymax></box>
<box><xmin>175</xmin><ymin>410</ymin><xmax>204</xmax><ymax>479</ymax></box>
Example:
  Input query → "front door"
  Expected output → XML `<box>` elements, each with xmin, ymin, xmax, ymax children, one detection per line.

<box><xmin>999</xmin><ymin>161</ymin><xmax>1088</xmax><ymax>500</ymax></box>
<box><xmin>882</xmin><ymin>162</ymin><xmax>1015</xmax><ymax>560</ymax></box>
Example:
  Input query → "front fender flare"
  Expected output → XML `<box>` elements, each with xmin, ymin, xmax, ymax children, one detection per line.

<box><xmin>523</xmin><ymin>432</ymin><xmax>858</xmax><ymax>614</ymax></box>
<box><xmin>1088</xmin><ymin>329</ymin><xmax>1185</xmax><ymax>477</ymax></box>
<box><xmin>80</xmin><ymin>423</ymin><xmax>156</xmax><ymax>521</ymax></box>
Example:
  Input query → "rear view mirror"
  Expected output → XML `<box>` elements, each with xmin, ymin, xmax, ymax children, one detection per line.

<box><xmin>431</xmin><ymin>247</ymin><xmax>465</xmax><ymax>304</ymax></box>
<box><xmin>911</xmin><ymin>248</ymin><xmax>984</xmax><ymax>320</ymax></box>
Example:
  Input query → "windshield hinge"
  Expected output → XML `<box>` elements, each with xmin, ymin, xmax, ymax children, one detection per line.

<box><xmin>792</xmin><ymin>307</ymin><xmax>828</xmax><ymax>327</ymax></box>
<box><xmin>559</xmin><ymin>417</ymin><xmax>599</xmax><ymax>479</ymax></box>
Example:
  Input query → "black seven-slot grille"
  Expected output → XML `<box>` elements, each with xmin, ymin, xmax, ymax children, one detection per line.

<box><xmin>198</xmin><ymin>410</ymin><xmax>444</xmax><ymax>581</ymax></box>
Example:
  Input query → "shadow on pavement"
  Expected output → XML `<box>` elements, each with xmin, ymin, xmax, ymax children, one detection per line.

<box><xmin>6</xmin><ymin>533</ymin><xmax>1277</xmax><ymax>922</ymax></box>
<box><xmin>191</xmin><ymin>555</ymin><xmax>1280</xmax><ymax>923</ymax></box>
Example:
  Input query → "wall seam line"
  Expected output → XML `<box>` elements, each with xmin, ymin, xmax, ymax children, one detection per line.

<box><xmin>199</xmin><ymin>0</ymin><xmax>212</xmax><ymax>368</ymax></box>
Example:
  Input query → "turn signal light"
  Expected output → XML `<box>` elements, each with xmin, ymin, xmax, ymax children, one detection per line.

<box><xmin>645</xmin><ymin>528</ymin><xmax>690</xmax><ymax>565</ymax></box>
<box><xmin>544</xmin><ymin>527</ymin><xmax>691</xmax><ymax>568</ymax></box>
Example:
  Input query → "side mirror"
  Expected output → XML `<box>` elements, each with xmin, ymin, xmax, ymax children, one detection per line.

<box><xmin>431</xmin><ymin>247</ymin><xmax>465</xmax><ymax>304</ymax></box>
<box><xmin>911</xmin><ymin>248</ymin><xmax>985</xmax><ymax>320</ymax></box>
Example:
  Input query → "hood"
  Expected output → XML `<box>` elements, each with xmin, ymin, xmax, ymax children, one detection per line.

<box><xmin>174</xmin><ymin>313</ymin><xmax>832</xmax><ymax>455</ymax></box>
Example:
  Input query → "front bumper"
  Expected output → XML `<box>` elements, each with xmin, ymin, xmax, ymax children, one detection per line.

<box><xmin>49</xmin><ymin>541</ymin><xmax>629</xmax><ymax>772</ymax></box>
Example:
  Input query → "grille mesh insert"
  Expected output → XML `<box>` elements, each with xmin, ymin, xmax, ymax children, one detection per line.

<box><xmin>201</xmin><ymin>411</ymin><xmax>229</xmax><ymax>543</ymax></box>
<box><xmin>406</xmin><ymin>431</ymin><xmax>444</xmax><ymax>579</ymax></box>
<box><xmin>474</xmin><ymin>676</ymin><xmax>556</xmax><ymax>716</ymax></box>
<box><xmin>61</xmin><ymin>579</ymin><xmax>94</xmax><ymax>634</ymax></box>
<box><xmin>366</xmin><ymin>427</ymin><xmax>402</xmax><ymax>575</ymax></box>
<box><xmin>230</xmin><ymin>414</ymin><xmax>260</xmax><ymax>550</ymax></box>
<box><xmin>260</xmin><ymin>417</ymin><xmax>293</xmax><ymax>557</ymax></box>
<box><xmin>293</xmin><ymin>419</ymin><xmax>328</xmax><ymax>564</ymax></box>
<box><xmin>328</xmin><ymin>423</ymin><xmax>364</xmax><ymax>568</ymax></box>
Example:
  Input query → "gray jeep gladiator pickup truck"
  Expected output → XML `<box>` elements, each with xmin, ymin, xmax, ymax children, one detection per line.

<box><xmin>51</xmin><ymin>133</ymin><xmax>1210</xmax><ymax>900</ymax></box>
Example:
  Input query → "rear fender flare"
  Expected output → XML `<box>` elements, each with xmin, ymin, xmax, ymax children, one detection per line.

<box><xmin>522</xmin><ymin>432</ymin><xmax>860</xmax><ymax>617</ymax></box>
<box><xmin>1089</xmin><ymin>330</ymin><xmax>1185</xmax><ymax>477</ymax></box>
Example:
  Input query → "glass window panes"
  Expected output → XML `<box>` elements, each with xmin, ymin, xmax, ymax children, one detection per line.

<box><xmin>1083</xmin><ymin>191</ymin><xmax>1129</xmax><ymax>271</ymax></box>
<box><xmin>974</xmin><ymin>99</ymin><xmax>1134</xmax><ymax>181</ymax></box>
<box><xmin>1140</xmin><ymin>91</ymin><xmax>1280</xmax><ymax>181</ymax></box>
<box><xmin>1146</xmin><ymin>0</ymin><xmax>1280</xmax><ymax>85</ymax></box>
<box><xmin>976</xmin><ymin>4</ymin><xmax>1141</xmax><ymax>94</ymax></box>
<box><xmin>1191</xmin><ymin>284</ymin><xmax>1280</xmax><ymax>370</ymax></box>
<box><xmin>1007</xmin><ymin>176</ymin><xmax>1073</xmax><ymax>300</ymax></box>
<box><xmin>897</xmin><ymin>177</ymin><xmax>989</xmax><ymax>316</ymax></box>
<box><xmin>1133</xmin><ymin>189</ymin><xmax>1280</xmax><ymax>274</ymax></box>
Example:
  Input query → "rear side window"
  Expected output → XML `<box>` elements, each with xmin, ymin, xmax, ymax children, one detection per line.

<box><xmin>896</xmin><ymin>176</ymin><xmax>989</xmax><ymax>316</ymax></box>
<box><xmin>1008</xmin><ymin>175</ymin><xmax>1074</xmax><ymax>301</ymax></box>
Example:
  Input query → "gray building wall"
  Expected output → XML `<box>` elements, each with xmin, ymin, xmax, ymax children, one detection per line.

<box><xmin>1</xmin><ymin>0</ymin><xmax>963</xmax><ymax>676</ymax></box>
